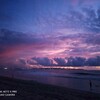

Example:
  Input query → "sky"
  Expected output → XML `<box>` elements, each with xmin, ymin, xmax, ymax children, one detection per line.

<box><xmin>0</xmin><ymin>0</ymin><xmax>100</xmax><ymax>66</ymax></box>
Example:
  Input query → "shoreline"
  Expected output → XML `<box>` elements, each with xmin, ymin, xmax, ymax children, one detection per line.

<box><xmin>0</xmin><ymin>76</ymin><xmax>100</xmax><ymax>100</ymax></box>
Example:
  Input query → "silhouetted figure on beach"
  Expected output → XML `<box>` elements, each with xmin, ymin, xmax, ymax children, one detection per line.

<box><xmin>89</xmin><ymin>80</ymin><xmax>92</xmax><ymax>91</ymax></box>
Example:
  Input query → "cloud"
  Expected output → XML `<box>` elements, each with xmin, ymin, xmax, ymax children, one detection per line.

<box><xmin>0</xmin><ymin>29</ymin><xmax>54</xmax><ymax>55</ymax></box>
<box><xmin>85</xmin><ymin>33</ymin><xmax>100</xmax><ymax>45</ymax></box>
<box><xmin>0</xmin><ymin>29</ymin><xmax>43</xmax><ymax>45</ymax></box>
<box><xmin>31</xmin><ymin>57</ymin><xmax>53</xmax><ymax>66</ymax></box>
<box><xmin>0</xmin><ymin>0</ymin><xmax>100</xmax><ymax>67</ymax></box>
<box><xmin>2</xmin><ymin>30</ymin><xmax>99</xmax><ymax>66</ymax></box>
<box><xmin>27</xmin><ymin>59</ymin><xmax>38</xmax><ymax>65</ymax></box>
<box><xmin>86</xmin><ymin>56</ymin><xmax>100</xmax><ymax>66</ymax></box>
<box><xmin>24</xmin><ymin>56</ymin><xmax>100</xmax><ymax>67</ymax></box>
<box><xmin>52</xmin><ymin>6</ymin><xmax>100</xmax><ymax>33</ymax></box>
<box><xmin>54</xmin><ymin>58</ymin><xmax>66</xmax><ymax>66</ymax></box>
<box><xmin>0</xmin><ymin>27</ymin><xmax>99</xmax><ymax>65</ymax></box>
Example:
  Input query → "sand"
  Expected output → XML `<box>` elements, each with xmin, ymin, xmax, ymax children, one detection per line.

<box><xmin>0</xmin><ymin>76</ymin><xmax>100</xmax><ymax>100</ymax></box>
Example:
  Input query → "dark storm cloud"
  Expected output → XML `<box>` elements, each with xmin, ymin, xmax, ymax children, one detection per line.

<box><xmin>18</xmin><ymin>58</ymin><xmax>26</xmax><ymax>65</ymax></box>
<box><xmin>67</xmin><ymin>57</ymin><xmax>86</xmax><ymax>66</ymax></box>
<box><xmin>86</xmin><ymin>56</ymin><xmax>100</xmax><ymax>66</ymax></box>
<box><xmin>32</xmin><ymin>57</ymin><xmax>53</xmax><ymax>66</ymax></box>
<box><xmin>29</xmin><ymin>56</ymin><xmax>100</xmax><ymax>66</ymax></box>
<box><xmin>54</xmin><ymin>58</ymin><xmax>66</xmax><ymax>66</ymax></box>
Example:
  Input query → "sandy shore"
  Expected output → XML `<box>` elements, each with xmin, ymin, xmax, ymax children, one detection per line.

<box><xmin>0</xmin><ymin>76</ymin><xmax>100</xmax><ymax>100</ymax></box>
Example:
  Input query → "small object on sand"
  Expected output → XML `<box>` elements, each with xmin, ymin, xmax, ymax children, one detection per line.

<box><xmin>89</xmin><ymin>80</ymin><xmax>92</xmax><ymax>91</ymax></box>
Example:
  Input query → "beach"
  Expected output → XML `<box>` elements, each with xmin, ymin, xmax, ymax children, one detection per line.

<box><xmin>0</xmin><ymin>76</ymin><xmax>100</xmax><ymax>100</ymax></box>
<box><xmin>0</xmin><ymin>68</ymin><xmax>100</xmax><ymax>93</ymax></box>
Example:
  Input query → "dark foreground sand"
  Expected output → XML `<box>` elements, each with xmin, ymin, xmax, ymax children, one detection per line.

<box><xmin>0</xmin><ymin>76</ymin><xmax>100</xmax><ymax>100</ymax></box>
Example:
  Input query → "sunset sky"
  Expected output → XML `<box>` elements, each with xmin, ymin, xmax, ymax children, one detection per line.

<box><xmin>0</xmin><ymin>0</ymin><xmax>100</xmax><ymax>66</ymax></box>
